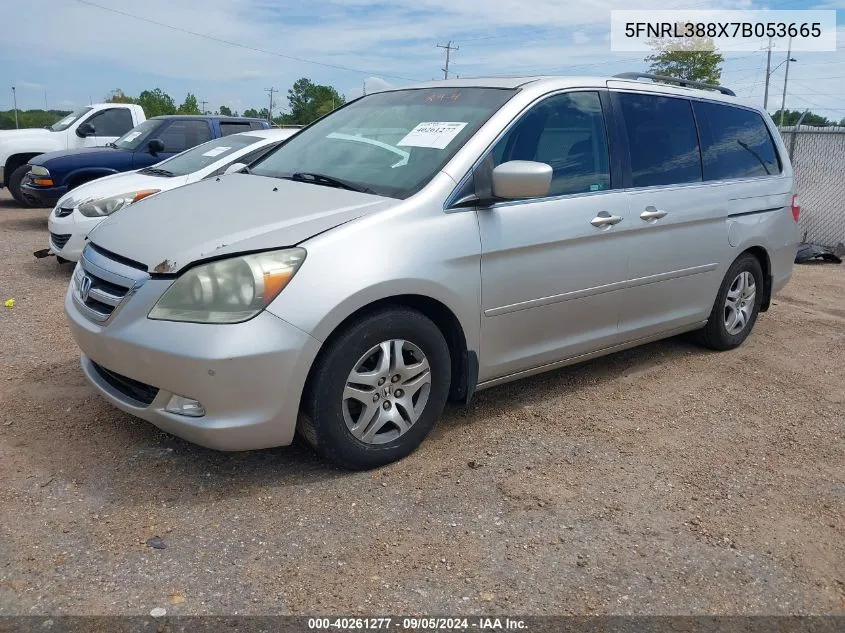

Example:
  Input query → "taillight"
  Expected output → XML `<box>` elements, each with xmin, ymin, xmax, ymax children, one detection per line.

<box><xmin>791</xmin><ymin>194</ymin><xmax>801</xmax><ymax>222</ymax></box>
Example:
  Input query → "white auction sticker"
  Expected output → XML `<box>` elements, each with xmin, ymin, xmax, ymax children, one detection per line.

<box><xmin>122</xmin><ymin>132</ymin><xmax>141</xmax><ymax>142</ymax></box>
<box><xmin>202</xmin><ymin>146</ymin><xmax>231</xmax><ymax>157</ymax></box>
<box><xmin>397</xmin><ymin>122</ymin><xmax>468</xmax><ymax>150</ymax></box>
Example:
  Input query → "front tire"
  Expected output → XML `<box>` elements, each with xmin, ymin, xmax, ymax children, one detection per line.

<box><xmin>696</xmin><ymin>253</ymin><xmax>764</xmax><ymax>351</ymax></box>
<box><xmin>8</xmin><ymin>165</ymin><xmax>35</xmax><ymax>208</ymax></box>
<box><xmin>299</xmin><ymin>308</ymin><xmax>451</xmax><ymax>470</ymax></box>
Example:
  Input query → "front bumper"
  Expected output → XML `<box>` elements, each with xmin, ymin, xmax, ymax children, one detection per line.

<box><xmin>21</xmin><ymin>181</ymin><xmax>69</xmax><ymax>207</ymax></box>
<box><xmin>65</xmin><ymin>280</ymin><xmax>322</xmax><ymax>450</ymax></box>
<box><xmin>47</xmin><ymin>209</ymin><xmax>103</xmax><ymax>262</ymax></box>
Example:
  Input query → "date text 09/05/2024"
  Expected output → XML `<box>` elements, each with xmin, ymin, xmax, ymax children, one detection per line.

<box><xmin>307</xmin><ymin>617</ymin><xmax>527</xmax><ymax>630</ymax></box>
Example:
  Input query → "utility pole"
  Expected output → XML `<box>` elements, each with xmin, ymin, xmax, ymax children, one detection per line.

<box><xmin>44</xmin><ymin>89</ymin><xmax>48</xmax><ymax>111</ymax></box>
<box><xmin>362</xmin><ymin>79</ymin><xmax>367</xmax><ymax>96</ymax></box>
<box><xmin>779</xmin><ymin>37</ymin><xmax>793</xmax><ymax>127</ymax></box>
<box><xmin>763</xmin><ymin>37</ymin><xmax>772</xmax><ymax>110</ymax></box>
<box><xmin>265</xmin><ymin>87</ymin><xmax>277</xmax><ymax>124</ymax></box>
<box><xmin>199</xmin><ymin>100</ymin><xmax>208</xmax><ymax>114</ymax></box>
<box><xmin>437</xmin><ymin>41</ymin><xmax>459</xmax><ymax>79</ymax></box>
<box><xmin>11</xmin><ymin>86</ymin><xmax>18</xmax><ymax>129</ymax></box>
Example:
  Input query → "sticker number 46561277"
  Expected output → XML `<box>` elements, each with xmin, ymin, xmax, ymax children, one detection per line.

<box><xmin>397</xmin><ymin>122</ymin><xmax>468</xmax><ymax>149</ymax></box>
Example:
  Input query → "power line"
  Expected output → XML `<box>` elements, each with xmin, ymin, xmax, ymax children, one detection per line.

<box><xmin>437</xmin><ymin>41</ymin><xmax>459</xmax><ymax>79</ymax></box>
<box><xmin>199</xmin><ymin>100</ymin><xmax>208</xmax><ymax>114</ymax></box>
<box><xmin>74</xmin><ymin>0</ymin><xmax>419</xmax><ymax>82</ymax></box>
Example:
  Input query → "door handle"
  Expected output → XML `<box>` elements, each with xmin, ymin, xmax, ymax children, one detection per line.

<box><xmin>591</xmin><ymin>211</ymin><xmax>623</xmax><ymax>228</ymax></box>
<box><xmin>640</xmin><ymin>206</ymin><xmax>668</xmax><ymax>221</ymax></box>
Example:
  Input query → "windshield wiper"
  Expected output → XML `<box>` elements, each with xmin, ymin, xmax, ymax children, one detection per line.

<box><xmin>287</xmin><ymin>172</ymin><xmax>374</xmax><ymax>194</ymax></box>
<box><xmin>106</xmin><ymin>142</ymin><xmax>117</xmax><ymax>149</ymax></box>
<box><xmin>139</xmin><ymin>167</ymin><xmax>176</xmax><ymax>177</ymax></box>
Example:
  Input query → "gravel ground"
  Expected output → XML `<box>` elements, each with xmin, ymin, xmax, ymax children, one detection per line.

<box><xmin>0</xmin><ymin>189</ymin><xmax>843</xmax><ymax>616</ymax></box>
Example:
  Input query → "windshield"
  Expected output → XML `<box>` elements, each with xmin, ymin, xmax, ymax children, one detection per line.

<box><xmin>251</xmin><ymin>88</ymin><xmax>516</xmax><ymax>199</ymax></box>
<box><xmin>145</xmin><ymin>134</ymin><xmax>266</xmax><ymax>176</ymax></box>
<box><xmin>50</xmin><ymin>107</ymin><xmax>93</xmax><ymax>132</ymax></box>
<box><xmin>112</xmin><ymin>119</ymin><xmax>161</xmax><ymax>150</ymax></box>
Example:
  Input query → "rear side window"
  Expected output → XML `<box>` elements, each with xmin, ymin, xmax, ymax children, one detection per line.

<box><xmin>692</xmin><ymin>101</ymin><xmax>781</xmax><ymax>179</ymax></box>
<box><xmin>616</xmin><ymin>93</ymin><xmax>702</xmax><ymax>188</ymax></box>
<box><xmin>220</xmin><ymin>121</ymin><xmax>253</xmax><ymax>136</ymax></box>
<box><xmin>158</xmin><ymin>120</ymin><xmax>213</xmax><ymax>152</ymax></box>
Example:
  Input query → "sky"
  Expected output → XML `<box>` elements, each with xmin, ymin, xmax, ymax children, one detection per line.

<box><xmin>1</xmin><ymin>0</ymin><xmax>844</xmax><ymax>121</ymax></box>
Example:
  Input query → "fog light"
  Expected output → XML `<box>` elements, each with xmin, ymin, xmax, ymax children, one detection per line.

<box><xmin>165</xmin><ymin>394</ymin><xmax>205</xmax><ymax>417</ymax></box>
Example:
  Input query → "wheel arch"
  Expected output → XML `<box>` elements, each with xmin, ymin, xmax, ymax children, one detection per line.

<box><xmin>67</xmin><ymin>169</ymin><xmax>116</xmax><ymax>189</ymax></box>
<box><xmin>302</xmin><ymin>294</ymin><xmax>475</xmax><ymax>406</ymax></box>
<box><xmin>739</xmin><ymin>245</ymin><xmax>773</xmax><ymax>312</ymax></box>
<box><xmin>5</xmin><ymin>153</ymin><xmax>41</xmax><ymax>179</ymax></box>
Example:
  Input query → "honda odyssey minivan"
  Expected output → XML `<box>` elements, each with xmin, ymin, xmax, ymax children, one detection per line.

<box><xmin>64</xmin><ymin>73</ymin><xmax>799</xmax><ymax>469</ymax></box>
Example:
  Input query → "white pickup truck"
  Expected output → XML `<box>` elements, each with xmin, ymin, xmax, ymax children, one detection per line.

<box><xmin>0</xmin><ymin>102</ymin><xmax>146</xmax><ymax>205</ymax></box>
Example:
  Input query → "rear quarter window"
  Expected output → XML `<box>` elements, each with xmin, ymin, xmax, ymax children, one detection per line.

<box><xmin>220</xmin><ymin>122</ymin><xmax>253</xmax><ymax>136</ymax></box>
<box><xmin>692</xmin><ymin>101</ymin><xmax>782</xmax><ymax>180</ymax></box>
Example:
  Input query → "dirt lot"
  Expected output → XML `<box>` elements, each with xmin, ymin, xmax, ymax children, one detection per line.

<box><xmin>0</xmin><ymin>188</ymin><xmax>843</xmax><ymax>616</ymax></box>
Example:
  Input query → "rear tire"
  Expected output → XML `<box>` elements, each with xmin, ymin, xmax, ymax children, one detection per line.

<box><xmin>696</xmin><ymin>253</ymin><xmax>764</xmax><ymax>351</ymax></box>
<box><xmin>299</xmin><ymin>308</ymin><xmax>451</xmax><ymax>470</ymax></box>
<box><xmin>8</xmin><ymin>165</ymin><xmax>35</xmax><ymax>208</ymax></box>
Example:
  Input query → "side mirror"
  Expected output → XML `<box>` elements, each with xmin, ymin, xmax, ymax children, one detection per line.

<box><xmin>148</xmin><ymin>139</ymin><xmax>165</xmax><ymax>156</ymax></box>
<box><xmin>76</xmin><ymin>122</ymin><xmax>95</xmax><ymax>138</ymax></box>
<box><xmin>223</xmin><ymin>162</ymin><xmax>248</xmax><ymax>175</ymax></box>
<box><xmin>491</xmin><ymin>161</ymin><xmax>552</xmax><ymax>200</ymax></box>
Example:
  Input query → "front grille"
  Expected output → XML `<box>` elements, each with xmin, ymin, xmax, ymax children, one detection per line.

<box><xmin>55</xmin><ymin>206</ymin><xmax>74</xmax><ymax>218</ymax></box>
<box><xmin>50</xmin><ymin>232</ymin><xmax>71</xmax><ymax>249</ymax></box>
<box><xmin>72</xmin><ymin>244</ymin><xmax>150</xmax><ymax>324</ymax></box>
<box><xmin>91</xmin><ymin>361</ymin><xmax>159</xmax><ymax>406</ymax></box>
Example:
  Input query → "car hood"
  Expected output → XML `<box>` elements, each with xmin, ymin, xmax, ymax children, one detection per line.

<box><xmin>30</xmin><ymin>147</ymin><xmax>134</xmax><ymax>170</ymax></box>
<box><xmin>58</xmin><ymin>171</ymin><xmax>189</xmax><ymax>208</ymax></box>
<box><xmin>0</xmin><ymin>128</ymin><xmax>52</xmax><ymax>142</ymax></box>
<box><xmin>0</xmin><ymin>128</ymin><xmax>63</xmax><ymax>153</ymax></box>
<box><xmin>88</xmin><ymin>174</ymin><xmax>399</xmax><ymax>273</ymax></box>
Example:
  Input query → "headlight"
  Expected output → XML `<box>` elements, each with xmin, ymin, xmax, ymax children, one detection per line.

<box><xmin>30</xmin><ymin>166</ymin><xmax>50</xmax><ymax>177</ymax></box>
<box><xmin>78</xmin><ymin>189</ymin><xmax>159</xmax><ymax>217</ymax></box>
<box><xmin>148</xmin><ymin>248</ymin><xmax>306</xmax><ymax>324</ymax></box>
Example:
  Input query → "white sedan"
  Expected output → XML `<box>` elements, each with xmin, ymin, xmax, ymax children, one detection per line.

<box><xmin>46</xmin><ymin>128</ymin><xmax>298</xmax><ymax>262</ymax></box>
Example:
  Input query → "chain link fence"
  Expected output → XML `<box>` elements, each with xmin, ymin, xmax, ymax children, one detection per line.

<box><xmin>778</xmin><ymin>125</ymin><xmax>845</xmax><ymax>248</ymax></box>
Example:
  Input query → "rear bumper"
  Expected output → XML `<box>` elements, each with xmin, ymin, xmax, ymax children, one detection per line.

<box><xmin>21</xmin><ymin>181</ymin><xmax>68</xmax><ymax>207</ymax></box>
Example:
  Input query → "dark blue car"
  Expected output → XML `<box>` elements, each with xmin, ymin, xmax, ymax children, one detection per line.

<box><xmin>22</xmin><ymin>115</ymin><xmax>270</xmax><ymax>207</ymax></box>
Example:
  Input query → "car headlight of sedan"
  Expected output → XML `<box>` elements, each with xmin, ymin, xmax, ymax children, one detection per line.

<box><xmin>148</xmin><ymin>248</ymin><xmax>306</xmax><ymax>324</ymax></box>
<box><xmin>78</xmin><ymin>189</ymin><xmax>160</xmax><ymax>217</ymax></box>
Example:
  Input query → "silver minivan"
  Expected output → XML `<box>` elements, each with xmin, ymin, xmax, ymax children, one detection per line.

<box><xmin>65</xmin><ymin>74</ymin><xmax>799</xmax><ymax>469</ymax></box>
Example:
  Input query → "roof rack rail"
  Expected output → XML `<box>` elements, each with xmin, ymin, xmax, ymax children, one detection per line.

<box><xmin>613</xmin><ymin>72</ymin><xmax>736</xmax><ymax>97</ymax></box>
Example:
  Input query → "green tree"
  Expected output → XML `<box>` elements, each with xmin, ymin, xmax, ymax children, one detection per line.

<box><xmin>242</xmin><ymin>108</ymin><xmax>260</xmax><ymax>118</ymax></box>
<box><xmin>771</xmin><ymin>109</ymin><xmax>832</xmax><ymax>127</ymax></box>
<box><xmin>177</xmin><ymin>93</ymin><xmax>201</xmax><ymax>115</ymax></box>
<box><xmin>136</xmin><ymin>88</ymin><xmax>176</xmax><ymax>117</ymax></box>
<box><xmin>645</xmin><ymin>29</ymin><xmax>724</xmax><ymax>85</ymax></box>
<box><xmin>286</xmin><ymin>78</ymin><xmax>345</xmax><ymax>125</ymax></box>
<box><xmin>219</xmin><ymin>105</ymin><xmax>233</xmax><ymax>116</ymax></box>
<box><xmin>105</xmin><ymin>89</ymin><xmax>135</xmax><ymax>104</ymax></box>
<box><xmin>0</xmin><ymin>109</ymin><xmax>71</xmax><ymax>130</ymax></box>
